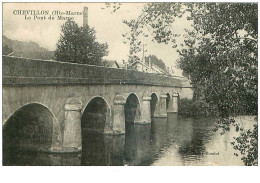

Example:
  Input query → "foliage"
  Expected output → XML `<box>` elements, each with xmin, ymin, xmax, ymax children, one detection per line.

<box><xmin>121</xmin><ymin>3</ymin><xmax>184</xmax><ymax>63</ymax></box>
<box><xmin>213</xmin><ymin>117</ymin><xmax>258</xmax><ymax>166</ymax></box>
<box><xmin>3</xmin><ymin>36</ymin><xmax>54</xmax><ymax>59</ymax></box>
<box><xmin>110</xmin><ymin>2</ymin><xmax>258</xmax><ymax>165</ymax></box>
<box><xmin>177</xmin><ymin>3</ymin><xmax>257</xmax><ymax>118</ymax></box>
<box><xmin>55</xmin><ymin>20</ymin><xmax>108</xmax><ymax>65</ymax></box>
<box><xmin>180</xmin><ymin>3</ymin><xmax>258</xmax><ymax>166</ymax></box>
<box><xmin>116</xmin><ymin>3</ymin><xmax>257</xmax><ymax>116</ymax></box>
<box><xmin>128</xmin><ymin>55</ymin><xmax>141</xmax><ymax>65</ymax></box>
<box><xmin>178</xmin><ymin>98</ymin><xmax>218</xmax><ymax>117</ymax></box>
<box><xmin>231</xmin><ymin>123</ymin><xmax>258</xmax><ymax>166</ymax></box>
<box><xmin>103</xmin><ymin>2</ymin><xmax>122</xmax><ymax>13</ymax></box>
<box><xmin>144</xmin><ymin>55</ymin><xmax>167</xmax><ymax>71</ymax></box>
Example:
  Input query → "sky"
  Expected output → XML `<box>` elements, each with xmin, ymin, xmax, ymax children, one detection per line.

<box><xmin>3</xmin><ymin>2</ymin><xmax>192</xmax><ymax>76</ymax></box>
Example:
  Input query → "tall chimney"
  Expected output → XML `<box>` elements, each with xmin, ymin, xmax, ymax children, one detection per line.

<box><xmin>149</xmin><ymin>58</ymin><xmax>152</xmax><ymax>72</ymax></box>
<box><xmin>83</xmin><ymin>7</ymin><xmax>88</xmax><ymax>28</ymax></box>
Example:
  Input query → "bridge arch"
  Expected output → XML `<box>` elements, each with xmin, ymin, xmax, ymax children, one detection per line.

<box><xmin>150</xmin><ymin>93</ymin><xmax>159</xmax><ymax>118</ymax></box>
<box><xmin>3</xmin><ymin>102</ymin><xmax>59</xmax><ymax>152</ymax></box>
<box><xmin>125</xmin><ymin>93</ymin><xmax>141</xmax><ymax>124</ymax></box>
<box><xmin>166</xmin><ymin>93</ymin><xmax>171</xmax><ymax>111</ymax></box>
<box><xmin>81</xmin><ymin>96</ymin><xmax>111</xmax><ymax>133</ymax></box>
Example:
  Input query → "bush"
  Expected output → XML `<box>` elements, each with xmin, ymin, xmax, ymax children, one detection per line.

<box><xmin>178</xmin><ymin>98</ymin><xmax>218</xmax><ymax>117</ymax></box>
<box><xmin>231</xmin><ymin>124</ymin><xmax>258</xmax><ymax>166</ymax></box>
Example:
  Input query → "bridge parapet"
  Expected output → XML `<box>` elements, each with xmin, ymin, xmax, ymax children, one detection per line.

<box><xmin>3</xmin><ymin>56</ymin><xmax>182</xmax><ymax>87</ymax></box>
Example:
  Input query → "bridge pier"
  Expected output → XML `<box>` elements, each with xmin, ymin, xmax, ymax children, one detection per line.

<box><xmin>113</xmin><ymin>96</ymin><xmax>126</xmax><ymax>134</ymax></box>
<box><xmin>154</xmin><ymin>94</ymin><xmax>168</xmax><ymax>118</ymax></box>
<box><xmin>62</xmin><ymin>98</ymin><xmax>82</xmax><ymax>152</ymax></box>
<box><xmin>2</xmin><ymin>56</ymin><xmax>185</xmax><ymax>156</ymax></box>
<box><xmin>167</xmin><ymin>93</ymin><xmax>179</xmax><ymax>114</ymax></box>
<box><xmin>135</xmin><ymin>96</ymin><xmax>151</xmax><ymax>124</ymax></box>
<box><xmin>49</xmin><ymin>119</ymin><xmax>63</xmax><ymax>152</ymax></box>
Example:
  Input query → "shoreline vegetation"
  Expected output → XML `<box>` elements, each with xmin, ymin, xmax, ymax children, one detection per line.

<box><xmin>178</xmin><ymin>98</ymin><xmax>218</xmax><ymax>117</ymax></box>
<box><xmin>178</xmin><ymin>98</ymin><xmax>258</xmax><ymax>166</ymax></box>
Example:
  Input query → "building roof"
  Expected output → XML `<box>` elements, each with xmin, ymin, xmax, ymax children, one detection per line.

<box><xmin>130</xmin><ymin>60</ymin><xmax>169</xmax><ymax>75</ymax></box>
<box><xmin>103</xmin><ymin>60</ymin><xmax>121</xmax><ymax>68</ymax></box>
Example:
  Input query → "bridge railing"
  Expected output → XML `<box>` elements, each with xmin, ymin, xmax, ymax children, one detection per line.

<box><xmin>3</xmin><ymin>56</ymin><xmax>183</xmax><ymax>87</ymax></box>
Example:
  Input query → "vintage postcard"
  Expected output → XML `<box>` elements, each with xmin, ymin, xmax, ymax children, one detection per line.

<box><xmin>2</xmin><ymin>2</ymin><xmax>258</xmax><ymax>167</ymax></box>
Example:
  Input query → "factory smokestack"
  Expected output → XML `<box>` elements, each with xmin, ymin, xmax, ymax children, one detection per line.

<box><xmin>83</xmin><ymin>7</ymin><xmax>88</xmax><ymax>28</ymax></box>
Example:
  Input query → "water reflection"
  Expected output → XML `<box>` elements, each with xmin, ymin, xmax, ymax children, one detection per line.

<box><xmin>3</xmin><ymin>150</ymin><xmax>82</xmax><ymax>166</ymax></box>
<box><xmin>125</xmin><ymin>124</ymin><xmax>152</xmax><ymax>165</ymax></box>
<box><xmin>3</xmin><ymin>115</ymin><xmax>252</xmax><ymax>166</ymax></box>
<box><xmin>81</xmin><ymin>133</ymin><xmax>125</xmax><ymax>166</ymax></box>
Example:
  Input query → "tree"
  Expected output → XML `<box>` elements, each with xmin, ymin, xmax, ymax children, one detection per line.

<box><xmin>120</xmin><ymin>3</ymin><xmax>184</xmax><ymax>63</ymax></box>
<box><xmin>144</xmin><ymin>55</ymin><xmax>167</xmax><ymax>72</ymax></box>
<box><xmin>176</xmin><ymin>6</ymin><xmax>258</xmax><ymax>166</ymax></box>
<box><xmin>110</xmin><ymin>2</ymin><xmax>257</xmax><ymax>165</ymax></box>
<box><xmin>55</xmin><ymin>20</ymin><xmax>108</xmax><ymax>65</ymax></box>
<box><xmin>178</xmin><ymin>3</ymin><xmax>257</xmax><ymax>117</ymax></box>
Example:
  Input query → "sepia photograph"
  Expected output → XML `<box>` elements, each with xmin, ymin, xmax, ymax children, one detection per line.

<box><xmin>1</xmin><ymin>1</ymin><xmax>258</xmax><ymax>167</ymax></box>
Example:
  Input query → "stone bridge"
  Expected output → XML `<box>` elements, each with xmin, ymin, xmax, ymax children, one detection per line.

<box><xmin>2</xmin><ymin>56</ymin><xmax>185</xmax><ymax>153</ymax></box>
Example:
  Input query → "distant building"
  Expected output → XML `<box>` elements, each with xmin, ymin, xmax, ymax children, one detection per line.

<box><xmin>103</xmin><ymin>60</ymin><xmax>123</xmax><ymax>68</ymax></box>
<box><xmin>129</xmin><ymin>60</ymin><xmax>169</xmax><ymax>75</ymax></box>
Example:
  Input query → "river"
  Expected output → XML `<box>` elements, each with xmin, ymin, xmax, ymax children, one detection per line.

<box><xmin>3</xmin><ymin>115</ymin><xmax>256</xmax><ymax>166</ymax></box>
